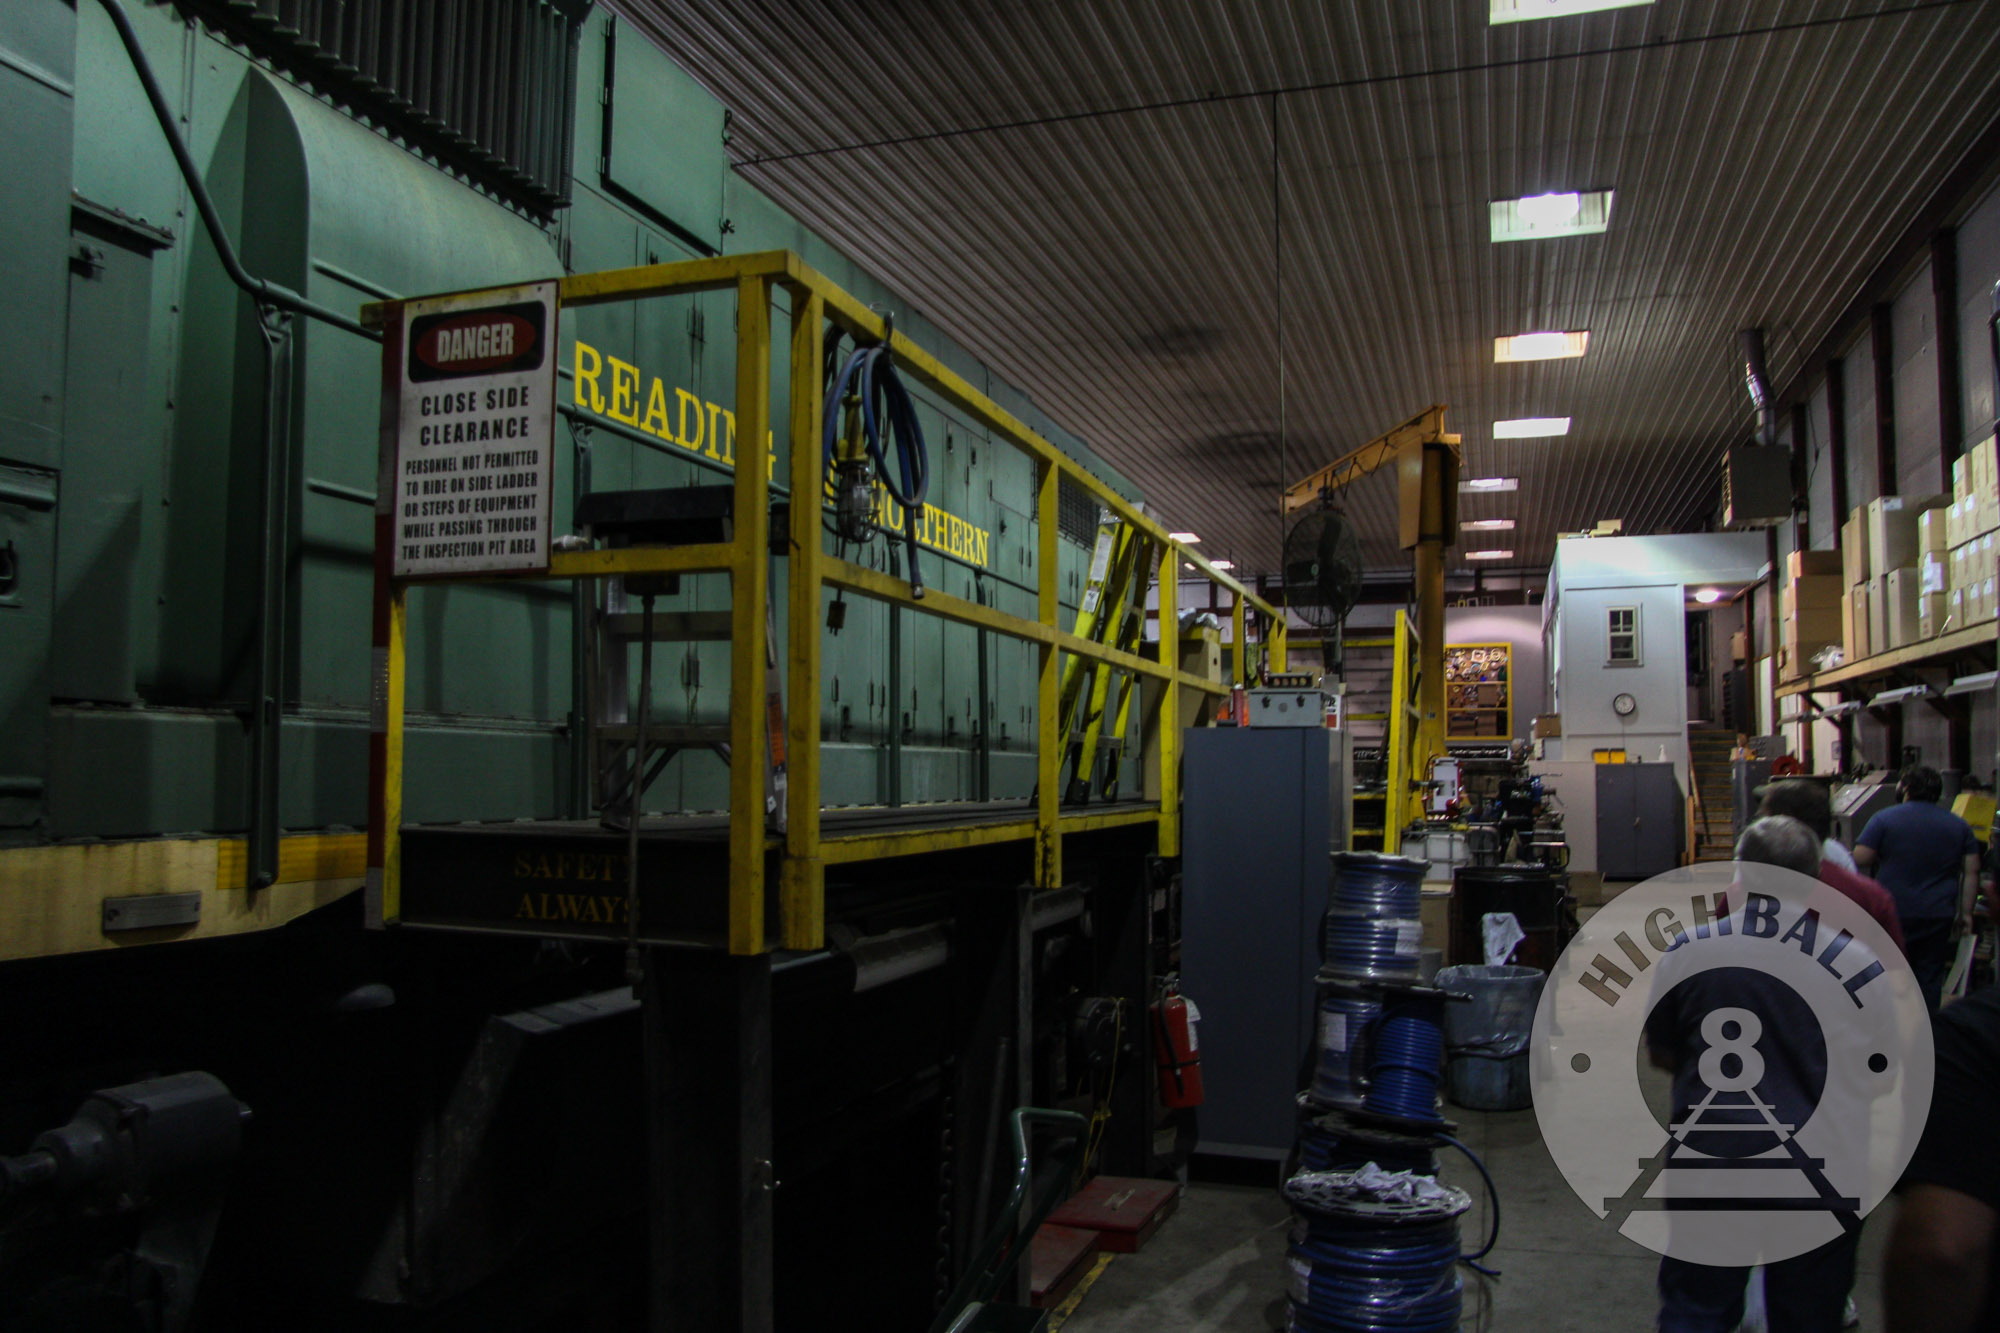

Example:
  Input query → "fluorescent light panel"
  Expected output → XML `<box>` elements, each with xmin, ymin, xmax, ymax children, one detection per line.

<box><xmin>1211</xmin><ymin>559</ymin><xmax>1235</xmax><ymax>571</ymax></box>
<box><xmin>1459</xmin><ymin>477</ymin><xmax>1519</xmax><ymax>493</ymax></box>
<box><xmin>1169</xmin><ymin>531</ymin><xmax>1200</xmax><ymax>543</ymax></box>
<box><xmin>1495</xmin><ymin>331</ymin><xmax>1589</xmax><ymax>363</ymax></box>
<box><xmin>1492</xmin><ymin>417</ymin><xmax>1571</xmax><ymax>439</ymax></box>
<box><xmin>1490</xmin><ymin>191</ymin><xmax>1613</xmax><ymax>242</ymax></box>
<box><xmin>1463</xmin><ymin>518</ymin><xmax>1517</xmax><ymax>530</ymax></box>
<box><xmin>1491</xmin><ymin>0</ymin><xmax>1652</xmax><ymax>23</ymax></box>
<box><xmin>1465</xmin><ymin>550</ymin><xmax>1514</xmax><ymax>561</ymax></box>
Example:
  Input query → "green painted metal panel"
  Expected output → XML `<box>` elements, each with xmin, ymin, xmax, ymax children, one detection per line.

<box><xmin>0</xmin><ymin>465</ymin><xmax>56</xmax><ymax>838</ymax></box>
<box><xmin>600</xmin><ymin>15</ymin><xmax>725</xmax><ymax>250</ymax></box>
<box><xmin>55</xmin><ymin>214</ymin><xmax>157</xmax><ymax>703</ymax></box>
<box><xmin>0</xmin><ymin>2</ymin><xmax>74</xmax><ymax>473</ymax></box>
<box><xmin>46</xmin><ymin>707</ymin><xmax>567</xmax><ymax>837</ymax></box>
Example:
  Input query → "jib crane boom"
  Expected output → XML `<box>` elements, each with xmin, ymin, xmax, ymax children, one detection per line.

<box><xmin>1284</xmin><ymin>405</ymin><xmax>1461</xmax><ymax>801</ymax></box>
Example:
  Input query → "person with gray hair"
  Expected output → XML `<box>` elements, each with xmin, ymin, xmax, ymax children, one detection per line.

<box><xmin>1646</xmin><ymin>813</ymin><xmax>1867</xmax><ymax>1331</ymax></box>
<box><xmin>1736</xmin><ymin>814</ymin><xmax>1824</xmax><ymax>877</ymax></box>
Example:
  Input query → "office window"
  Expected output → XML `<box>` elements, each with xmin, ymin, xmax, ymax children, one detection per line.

<box><xmin>1607</xmin><ymin>606</ymin><xmax>1641</xmax><ymax>664</ymax></box>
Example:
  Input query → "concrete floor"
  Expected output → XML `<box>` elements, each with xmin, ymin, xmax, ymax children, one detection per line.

<box><xmin>1058</xmin><ymin>1103</ymin><xmax>1896</xmax><ymax>1332</ymax></box>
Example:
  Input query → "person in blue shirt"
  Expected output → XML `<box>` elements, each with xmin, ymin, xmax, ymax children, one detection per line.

<box><xmin>1854</xmin><ymin>765</ymin><xmax>1980</xmax><ymax>1013</ymax></box>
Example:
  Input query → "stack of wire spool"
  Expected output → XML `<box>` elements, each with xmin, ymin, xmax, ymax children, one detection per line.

<box><xmin>1322</xmin><ymin>853</ymin><xmax>1426</xmax><ymax>982</ymax></box>
<box><xmin>1282</xmin><ymin>1174</ymin><xmax>1472</xmax><ymax>1333</ymax></box>
<box><xmin>1278</xmin><ymin>853</ymin><xmax>1498</xmax><ymax>1328</ymax></box>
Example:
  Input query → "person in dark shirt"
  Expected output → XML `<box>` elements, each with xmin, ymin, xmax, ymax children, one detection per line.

<box><xmin>1885</xmin><ymin>983</ymin><xmax>2000</xmax><ymax>1331</ymax></box>
<box><xmin>1855</xmin><ymin>767</ymin><xmax>1980</xmax><ymax>1012</ymax></box>
<box><xmin>1647</xmin><ymin>816</ymin><xmax>1863</xmax><ymax>1332</ymax></box>
<box><xmin>1759</xmin><ymin>778</ymin><xmax>1906</xmax><ymax>951</ymax></box>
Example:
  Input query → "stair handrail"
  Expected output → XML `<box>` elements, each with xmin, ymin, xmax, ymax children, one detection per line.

<box><xmin>930</xmin><ymin>1107</ymin><xmax>1090</xmax><ymax>1333</ymax></box>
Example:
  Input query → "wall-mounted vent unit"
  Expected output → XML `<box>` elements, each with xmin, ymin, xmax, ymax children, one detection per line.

<box><xmin>183</xmin><ymin>0</ymin><xmax>590</xmax><ymax>218</ymax></box>
<box><xmin>1721</xmin><ymin>445</ymin><xmax>1792</xmax><ymax>529</ymax></box>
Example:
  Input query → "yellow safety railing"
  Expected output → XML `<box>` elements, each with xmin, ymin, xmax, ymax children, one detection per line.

<box><xmin>364</xmin><ymin>251</ymin><xmax>1283</xmax><ymax>956</ymax></box>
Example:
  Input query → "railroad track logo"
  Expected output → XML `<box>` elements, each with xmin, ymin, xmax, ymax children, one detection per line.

<box><xmin>1530</xmin><ymin>861</ymin><xmax>1934</xmax><ymax>1265</ymax></box>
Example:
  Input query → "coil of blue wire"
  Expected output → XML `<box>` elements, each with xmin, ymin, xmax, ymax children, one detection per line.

<box><xmin>1311</xmin><ymin>987</ymin><xmax>1383</xmax><ymax>1107</ymax></box>
<box><xmin>1321</xmin><ymin>915</ymin><xmax>1423</xmax><ymax>981</ymax></box>
<box><xmin>1362</xmin><ymin>992</ymin><xmax>1448</xmax><ymax>1125</ymax></box>
<box><xmin>821</xmin><ymin>329</ymin><xmax>931</xmax><ymax>597</ymax></box>
<box><xmin>1329</xmin><ymin>852</ymin><xmax>1427</xmax><ymax>919</ymax></box>
<box><xmin>1284</xmin><ymin>1212</ymin><xmax>1464</xmax><ymax>1333</ymax></box>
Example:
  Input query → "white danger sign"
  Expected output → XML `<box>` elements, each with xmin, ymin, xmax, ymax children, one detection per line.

<box><xmin>391</xmin><ymin>280</ymin><xmax>558</xmax><ymax>577</ymax></box>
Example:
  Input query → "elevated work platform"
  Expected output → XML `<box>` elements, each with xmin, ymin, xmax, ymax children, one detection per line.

<box><xmin>363</xmin><ymin>251</ymin><xmax>1283</xmax><ymax>955</ymax></box>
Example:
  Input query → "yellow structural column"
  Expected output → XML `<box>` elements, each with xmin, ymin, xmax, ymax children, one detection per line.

<box><xmin>1035</xmin><ymin>463</ymin><xmax>1062</xmax><ymax>888</ymax></box>
<box><xmin>781</xmin><ymin>289</ymin><xmax>825</xmax><ymax>950</ymax></box>
<box><xmin>1414</xmin><ymin>447</ymin><xmax>1449</xmax><ymax>774</ymax></box>
<box><xmin>1155</xmin><ymin>546</ymin><xmax>1180</xmax><ymax>857</ymax></box>
<box><xmin>727</xmin><ymin>275</ymin><xmax>772</xmax><ymax>954</ymax></box>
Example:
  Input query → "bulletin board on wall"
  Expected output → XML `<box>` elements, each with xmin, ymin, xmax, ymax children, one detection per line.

<box><xmin>1446</xmin><ymin>642</ymin><xmax>1512</xmax><ymax>739</ymax></box>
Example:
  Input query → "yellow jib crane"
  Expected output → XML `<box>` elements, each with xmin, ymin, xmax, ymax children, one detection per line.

<box><xmin>1284</xmin><ymin>406</ymin><xmax>1461</xmax><ymax>852</ymax></box>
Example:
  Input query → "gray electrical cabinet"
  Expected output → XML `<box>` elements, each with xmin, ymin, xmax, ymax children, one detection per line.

<box><xmin>1179</xmin><ymin>726</ymin><xmax>1350</xmax><ymax>1159</ymax></box>
<box><xmin>1596</xmin><ymin>763</ymin><xmax>1684</xmax><ymax>879</ymax></box>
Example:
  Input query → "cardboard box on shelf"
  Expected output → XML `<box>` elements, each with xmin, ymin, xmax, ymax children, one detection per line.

<box><xmin>1849</xmin><ymin>583</ymin><xmax>1872</xmax><ymax>659</ymax></box>
<box><xmin>1785</xmin><ymin>549</ymin><xmax>1843</xmax><ymax>580</ymax></box>
<box><xmin>1920</xmin><ymin>592</ymin><xmax>1952</xmax><ymax>639</ymax></box>
<box><xmin>1920</xmin><ymin>507</ymin><xmax>1951</xmax><ymax>554</ymax></box>
<box><xmin>1921</xmin><ymin>549</ymin><xmax>1949</xmax><ymax>595</ymax></box>
<box><xmin>1780</xmin><ymin>575</ymin><xmax>1843</xmax><ymax>618</ymax></box>
<box><xmin>1983</xmin><ymin>578</ymin><xmax>1999</xmax><ymax>625</ymax></box>
<box><xmin>1867</xmin><ymin>574</ymin><xmax>1896</xmax><ymax>654</ymax></box>
<box><xmin>1842</xmin><ymin>511</ymin><xmax>1870</xmax><ymax>590</ymax></box>
<box><xmin>1531</xmin><ymin>714</ymin><xmax>1562</xmax><ymax>740</ymax></box>
<box><xmin>1867</xmin><ymin>495</ymin><xmax>1948</xmax><ymax>578</ymax></box>
<box><xmin>1886</xmin><ymin>568</ymin><xmax>1924</xmax><ymax>648</ymax></box>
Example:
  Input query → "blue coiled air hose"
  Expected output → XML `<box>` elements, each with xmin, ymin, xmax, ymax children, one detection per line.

<box><xmin>1361</xmin><ymin>996</ymin><xmax>1447</xmax><ymax>1124</ymax></box>
<box><xmin>823</xmin><ymin>332</ymin><xmax>930</xmax><ymax>597</ymax></box>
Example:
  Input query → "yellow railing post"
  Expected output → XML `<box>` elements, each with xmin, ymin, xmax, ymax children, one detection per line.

<box><xmin>781</xmin><ymin>289</ymin><xmax>825</xmax><ymax>950</ymax></box>
<box><xmin>1272</xmin><ymin>619</ymin><xmax>1289</xmax><ymax>673</ymax></box>
<box><xmin>727</xmin><ymin>274</ymin><xmax>772</xmax><ymax>954</ymax></box>
<box><xmin>1035</xmin><ymin>461</ymin><xmax>1061</xmax><ymax>888</ymax></box>
<box><xmin>1384</xmin><ymin>610</ymin><xmax>1410</xmax><ymax>856</ymax></box>
<box><xmin>381</xmin><ymin>587</ymin><xmax>407</xmax><ymax>920</ymax></box>
<box><xmin>1231</xmin><ymin>594</ymin><xmax>1246</xmax><ymax>686</ymax></box>
<box><xmin>1156</xmin><ymin>546</ymin><xmax>1179</xmax><ymax>857</ymax></box>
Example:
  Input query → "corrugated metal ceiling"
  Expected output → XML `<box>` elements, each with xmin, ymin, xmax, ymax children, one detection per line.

<box><xmin>625</xmin><ymin>0</ymin><xmax>2000</xmax><ymax>578</ymax></box>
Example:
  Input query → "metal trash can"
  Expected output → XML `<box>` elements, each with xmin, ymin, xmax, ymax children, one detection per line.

<box><xmin>1434</xmin><ymin>964</ymin><xmax>1544</xmax><ymax>1111</ymax></box>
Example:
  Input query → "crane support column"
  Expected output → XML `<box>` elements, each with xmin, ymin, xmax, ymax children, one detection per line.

<box><xmin>1410</xmin><ymin>440</ymin><xmax>1456</xmax><ymax>767</ymax></box>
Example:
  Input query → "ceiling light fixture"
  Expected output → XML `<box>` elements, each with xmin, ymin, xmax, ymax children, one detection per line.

<box><xmin>1492</xmin><ymin>417</ymin><xmax>1572</xmax><ymax>439</ymax></box>
<box><xmin>1459</xmin><ymin>477</ymin><xmax>1519</xmax><ymax>493</ymax></box>
<box><xmin>1694</xmin><ymin>588</ymin><xmax>1723</xmax><ymax>604</ymax></box>
<box><xmin>1462</xmin><ymin>518</ymin><xmax>1517</xmax><ymax>531</ymax></box>
<box><xmin>1465</xmin><ymin>550</ymin><xmax>1514</xmax><ymax>561</ymax></box>
<box><xmin>1490</xmin><ymin>191</ymin><xmax>1613</xmax><ymax>242</ymax></box>
<box><xmin>1491</xmin><ymin>0</ymin><xmax>1653</xmax><ymax>24</ymax></box>
<box><xmin>1212</xmin><ymin>559</ymin><xmax>1235</xmax><ymax>571</ymax></box>
<box><xmin>1169</xmin><ymin>531</ymin><xmax>1201</xmax><ymax>543</ymax></box>
<box><xmin>1495</xmin><ymin>330</ymin><xmax>1589</xmax><ymax>362</ymax></box>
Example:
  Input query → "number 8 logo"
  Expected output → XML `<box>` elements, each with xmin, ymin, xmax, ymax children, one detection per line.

<box><xmin>1697</xmin><ymin>1006</ymin><xmax>1766</xmax><ymax>1093</ymax></box>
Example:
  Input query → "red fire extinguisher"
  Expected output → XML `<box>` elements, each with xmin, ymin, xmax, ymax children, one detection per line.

<box><xmin>1151</xmin><ymin>987</ymin><xmax>1204</xmax><ymax>1108</ymax></box>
